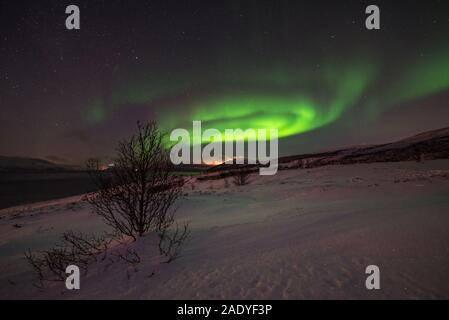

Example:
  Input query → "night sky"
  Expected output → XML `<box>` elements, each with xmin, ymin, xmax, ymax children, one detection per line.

<box><xmin>1</xmin><ymin>0</ymin><xmax>449</xmax><ymax>165</ymax></box>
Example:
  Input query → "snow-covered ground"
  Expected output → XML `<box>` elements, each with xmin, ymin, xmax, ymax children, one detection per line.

<box><xmin>1</xmin><ymin>160</ymin><xmax>449</xmax><ymax>299</ymax></box>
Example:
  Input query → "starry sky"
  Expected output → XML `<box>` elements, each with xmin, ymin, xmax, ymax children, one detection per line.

<box><xmin>1</xmin><ymin>0</ymin><xmax>449</xmax><ymax>165</ymax></box>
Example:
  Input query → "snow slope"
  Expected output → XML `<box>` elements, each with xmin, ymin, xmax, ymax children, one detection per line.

<box><xmin>1</xmin><ymin>160</ymin><xmax>449</xmax><ymax>299</ymax></box>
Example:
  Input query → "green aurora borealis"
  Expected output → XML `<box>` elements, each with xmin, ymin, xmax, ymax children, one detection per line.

<box><xmin>76</xmin><ymin>1</ymin><xmax>449</xmax><ymax>150</ymax></box>
<box><xmin>84</xmin><ymin>45</ymin><xmax>449</xmax><ymax>145</ymax></box>
<box><xmin>0</xmin><ymin>0</ymin><xmax>442</xmax><ymax>164</ymax></box>
<box><xmin>159</xmin><ymin>62</ymin><xmax>375</xmax><ymax>143</ymax></box>
<box><xmin>5</xmin><ymin>1</ymin><xmax>449</xmax><ymax>164</ymax></box>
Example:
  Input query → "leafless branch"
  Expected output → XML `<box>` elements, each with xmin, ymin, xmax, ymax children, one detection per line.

<box><xmin>233</xmin><ymin>168</ymin><xmax>251</xmax><ymax>186</ymax></box>
<box><xmin>158</xmin><ymin>221</ymin><xmax>190</xmax><ymax>263</ymax></box>
<box><xmin>86</xmin><ymin>121</ymin><xmax>186</xmax><ymax>241</ymax></box>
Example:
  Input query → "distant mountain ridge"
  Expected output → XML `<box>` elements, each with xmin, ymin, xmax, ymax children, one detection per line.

<box><xmin>0</xmin><ymin>156</ymin><xmax>76</xmax><ymax>173</ymax></box>
<box><xmin>205</xmin><ymin>127</ymin><xmax>449</xmax><ymax>177</ymax></box>
<box><xmin>2</xmin><ymin>127</ymin><xmax>448</xmax><ymax>174</ymax></box>
<box><xmin>278</xmin><ymin>126</ymin><xmax>449</xmax><ymax>169</ymax></box>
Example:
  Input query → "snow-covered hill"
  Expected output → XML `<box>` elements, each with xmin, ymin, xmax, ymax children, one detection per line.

<box><xmin>1</xmin><ymin>160</ymin><xmax>448</xmax><ymax>299</ymax></box>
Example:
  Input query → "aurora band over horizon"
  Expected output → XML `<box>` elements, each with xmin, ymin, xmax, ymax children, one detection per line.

<box><xmin>85</xmin><ymin>47</ymin><xmax>449</xmax><ymax>145</ymax></box>
<box><xmin>151</xmin><ymin>61</ymin><xmax>377</xmax><ymax>145</ymax></box>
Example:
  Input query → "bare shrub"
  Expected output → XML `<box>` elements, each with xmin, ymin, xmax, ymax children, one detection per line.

<box><xmin>86</xmin><ymin>121</ymin><xmax>185</xmax><ymax>241</ymax></box>
<box><xmin>86</xmin><ymin>157</ymin><xmax>101</xmax><ymax>171</ymax></box>
<box><xmin>158</xmin><ymin>221</ymin><xmax>190</xmax><ymax>263</ymax></box>
<box><xmin>61</xmin><ymin>230</ymin><xmax>112</xmax><ymax>261</ymax></box>
<box><xmin>114</xmin><ymin>247</ymin><xmax>141</xmax><ymax>266</ymax></box>
<box><xmin>24</xmin><ymin>231</ymin><xmax>110</xmax><ymax>286</ymax></box>
<box><xmin>26</xmin><ymin>122</ymin><xmax>190</xmax><ymax>285</ymax></box>
<box><xmin>233</xmin><ymin>168</ymin><xmax>251</xmax><ymax>186</ymax></box>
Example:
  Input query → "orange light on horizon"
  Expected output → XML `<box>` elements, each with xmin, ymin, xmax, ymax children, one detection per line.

<box><xmin>204</xmin><ymin>160</ymin><xmax>224</xmax><ymax>166</ymax></box>
<box><xmin>203</xmin><ymin>156</ymin><xmax>244</xmax><ymax>166</ymax></box>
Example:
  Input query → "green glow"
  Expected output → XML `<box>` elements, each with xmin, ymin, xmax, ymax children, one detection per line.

<box><xmin>393</xmin><ymin>49</ymin><xmax>449</xmax><ymax>104</ymax></box>
<box><xmin>160</xmin><ymin>62</ymin><xmax>375</xmax><ymax>144</ymax></box>
<box><xmin>85</xmin><ymin>97</ymin><xmax>106</xmax><ymax>124</ymax></box>
<box><xmin>83</xmin><ymin>44</ymin><xmax>449</xmax><ymax>141</ymax></box>
<box><xmin>365</xmin><ymin>45</ymin><xmax>449</xmax><ymax>118</ymax></box>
